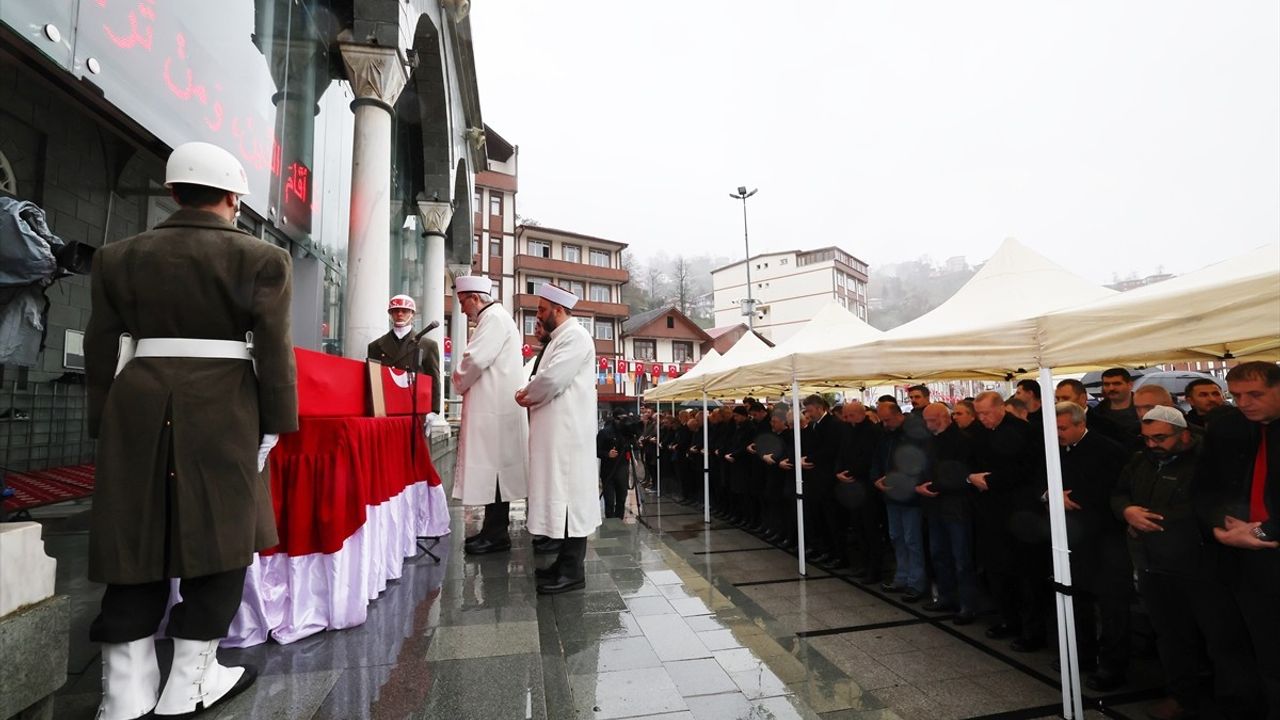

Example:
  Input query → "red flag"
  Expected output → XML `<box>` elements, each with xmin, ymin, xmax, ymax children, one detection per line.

<box><xmin>617</xmin><ymin>359</ymin><xmax>629</xmax><ymax>374</ymax></box>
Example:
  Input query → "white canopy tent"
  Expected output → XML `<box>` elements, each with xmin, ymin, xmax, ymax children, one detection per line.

<box><xmin>707</xmin><ymin>302</ymin><xmax>885</xmax><ymax>395</ymax></box>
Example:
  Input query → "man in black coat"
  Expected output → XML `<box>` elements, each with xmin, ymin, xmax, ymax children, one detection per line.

<box><xmin>837</xmin><ymin>401</ymin><xmax>884</xmax><ymax>582</ymax></box>
<box><xmin>800</xmin><ymin>395</ymin><xmax>845</xmax><ymax>565</ymax></box>
<box><xmin>1117</xmin><ymin>406</ymin><xmax>1264</xmax><ymax>720</ymax></box>
<box><xmin>916</xmin><ymin>403</ymin><xmax>977</xmax><ymax>622</ymax></box>
<box><xmin>1197</xmin><ymin>362</ymin><xmax>1280</xmax><ymax>719</ymax></box>
<box><xmin>969</xmin><ymin>391</ymin><xmax>1048</xmax><ymax>652</ymax></box>
<box><xmin>1055</xmin><ymin>401</ymin><xmax>1133</xmax><ymax>691</ymax></box>
<box><xmin>1091</xmin><ymin>368</ymin><xmax>1142</xmax><ymax>449</ymax></box>
<box><xmin>1055</xmin><ymin>379</ymin><xmax>1128</xmax><ymax>448</ymax></box>
<box><xmin>598</xmin><ymin>409</ymin><xmax>632</xmax><ymax>519</ymax></box>
<box><xmin>872</xmin><ymin>399</ymin><xmax>929</xmax><ymax>600</ymax></box>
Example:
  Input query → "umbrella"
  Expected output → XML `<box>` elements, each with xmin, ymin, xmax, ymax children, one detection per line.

<box><xmin>679</xmin><ymin>399</ymin><xmax>723</xmax><ymax>409</ymax></box>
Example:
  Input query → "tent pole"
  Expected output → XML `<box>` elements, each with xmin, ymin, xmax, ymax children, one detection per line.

<box><xmin>655</xmin><ymin>400</ymin><xmax>662</xmax><ymax>501</ymax></box>
<box><xmin>702</xmin><ymin>392</ymin><xmax>711</xmax><ymax>525</ymax></box>
<box><xmin>791</xmin><ymin>375</ymin><xmax>806</xmax><ymax>577</ymax></box>
<box><xmin>1039</xmin><ymin>366</ymin><xmax>1083</xmax><ymax>719</ymax></box>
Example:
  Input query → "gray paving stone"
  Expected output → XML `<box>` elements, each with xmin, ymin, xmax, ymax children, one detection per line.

<box><xmin>664</xmin><ymin>658</ymin><xmax>739</xmax><ymax>697</ymax></box>
<box><xmin>567</xmin><ymin>666</ymin><xmax>687</xmax><ymax>719</ymax></box>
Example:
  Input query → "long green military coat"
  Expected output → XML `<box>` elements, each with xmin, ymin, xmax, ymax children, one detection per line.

<box><xmin>84</xmin><ymin>208</ymin><xmax>298</xmax><ymax>584</ymax></box>
<box><xmin>367</xmin><ymin>331</ymin><xmax>442</xmax><ymax>413</ymax></box>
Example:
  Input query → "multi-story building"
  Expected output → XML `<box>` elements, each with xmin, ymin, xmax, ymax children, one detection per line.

<box><xmin>711</xmin><ymin>247</ymin><xmax>870</xmax><ymax>343</ymax></box>
<box><xmin>618</xmin><ymin>306</ymin><xmax>709</xmax><ymax>400</ymax></box>
<box><xmin>513</xmin><ymin>225</ymin><xmax>629</xmax><ymax>358</ymax></box>
<box><xmin>465</xmin><ymin>125</ymin><xmax>518</xmax><ymax>309</ymax></box>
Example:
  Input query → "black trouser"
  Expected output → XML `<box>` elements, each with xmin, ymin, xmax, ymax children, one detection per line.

<box><xmin>852</xmin><ymin>498</ymin><xmax>885</xmax><ymax>578</ymax></box>
<box><xmin>1235</xmin><ymin>586</ymin><xmax>1280</xmax><ymax>720</ymax></box>
<box><xmin>803</xmin><ymin>485</ymin><xmax>831</xmax><ymax>554</ymax></box>
<box><xmin>90</xmin><ymin>567</ymin><xmax>247</xmax><ymax>643</ymax></box>
<box><xmin>602</xmin><ymin>467</ymin><xmax>629</xmax><ymax>518</ymax></box>
<box><xmin>478</xmin><ymin>484</ymin><xmax>511</xmax><ymax>541</ymax></box>
<box><xmin>1139</xmin><ymin>570</ymin><xmax>1264</xmax><ymax>716</ymax></box>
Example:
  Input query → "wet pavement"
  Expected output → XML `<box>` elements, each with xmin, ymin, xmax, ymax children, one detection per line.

<box><xmin>34</xmin><ymin>446</ymin><xmax>1173</xmax><ymax>719</ymax></box>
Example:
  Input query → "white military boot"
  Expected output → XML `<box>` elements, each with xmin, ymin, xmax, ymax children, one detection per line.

<box><xmin>154</xmin><ymin>639</ymin><xmax>256</xmax><ymax>717</ymax></box>
<box><xmin>96</xmin><ymin>639</ymin><xmax>160</xmax><ymax>720</ymax></box>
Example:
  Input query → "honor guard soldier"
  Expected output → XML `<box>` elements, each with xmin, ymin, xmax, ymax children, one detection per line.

<box><xmin>367</xmin><ymin>294</ymin><xmax>443</xmax><ymax>415</ymax></box>
<box><xmin>84</xmin><ymin>141</ymin><xmax>298</xmax><ymax>719</ymax></box>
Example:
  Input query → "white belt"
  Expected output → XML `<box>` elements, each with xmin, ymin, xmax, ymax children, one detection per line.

<box><xmin>116</xmin><ymin>332</ymin><xmax>255</xmax><ymax>377</ymax></box>
<box><xmin>135</xmin><ymin>338</ymin><xmax>253</xmax><ymax>360</ymax></box>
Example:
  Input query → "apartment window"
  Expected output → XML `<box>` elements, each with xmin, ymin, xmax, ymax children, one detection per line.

<box><xmin>589</xmin><ymin>248</ymin><xmax>611</xmax><ymax>267</ymax></box>
<box><xmin>522</xmin><ymin>312</ymin><xmax>538</xmax><ymax>336</ymax></box>
<box><xmin>489</xmin><ymin>238</ymin><xmax>501</xmax><ymax>256</ymax></box>
<box><xmin>562</xmin><ymin>244</ymin><xmax>582</xmax><ymax>263</ymax></box>
<box><xmin>471</xmin><ymin>236</ymin><xmax>480</xmax><ymax>256</ymax></box>
<box><xmin>672</xmin><ymin>341</ymin><xmax>694</xmax><ymax>363</ymax></box>
<box><xmin>780</xmin><ymin>258</ymin><xmax>789</xmax><ymax>265</ymax></box>
<box><xmin>634</xmin><ymin>339</ymin><xmax>656</xmax><ymax>361</ymax></box>
<box><xmin>666</xmin><ymin>316</ymin><xmax>675</xmax><ymax>329</ymax></box>
<box><xmin>576</xmin><ymin>316</ymin><xmax>593</xmax><ymax>335</ymax></box>
<box><xmin>491</xmin><ymin>279</ymin><xmax>501</xmax><ymax>299</ymax></box>
<box><xmin>567</xmin><ymin>280</ymin><xmax>586</xmax><ymax>298</ymax></box>
<box><xmin>525</xmin><ymin>275</ymin><xmax>551</xmax><ymax>294</ymax></box>
<box><xmin>594</xmin><ymin>319</ymin><xmax>614</xmax><ymax>341</ymax></box>
<box><xmin>528</xmin><ymin>239</ymin><xmax>551</xmax><ymax>258</ymax></box>
<box><xmin>489</xmin><ymin>194</ymin><xmax>502</xmax><ymax>217</ymax></box>
<box><xmin>589</xmin><ymin>284</ymin><xmax>611</xmax><ymax>303</ymax></box>
<box><xmin>473</xmin><ymin>190</ymin><xmax>482</xmax><ymax>214</ymax></box>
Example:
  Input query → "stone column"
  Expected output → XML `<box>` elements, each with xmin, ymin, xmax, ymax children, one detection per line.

<box><xmin>447</xmin><ymin>263</ymin><xmax>471</xmax><ymax>416</ymax></box>
<box><xmin>417</xmin><ymin>200</ymin><xmax>453</xmax><ymax>417</ymax></box>
<box><xmin>339</xmin><ymin>43</ymin><xmax>408</xmax><ymax>358</ymax></box>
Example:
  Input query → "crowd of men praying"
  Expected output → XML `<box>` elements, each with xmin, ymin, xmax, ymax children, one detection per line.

<box><xmin>631</xmin><ymin>362</ymin><xmax>1280</xmax><ymax>720</ymax></box>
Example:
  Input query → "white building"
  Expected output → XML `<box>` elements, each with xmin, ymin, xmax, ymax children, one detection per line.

<box><xmin>711</xmin><ymin>247</ymin><xmax>870</xmax><ymax>343</ymax></box>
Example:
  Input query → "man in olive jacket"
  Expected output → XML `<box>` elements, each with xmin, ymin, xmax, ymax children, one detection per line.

<box><xmin>84</xmin><ymin>142</ymin><xmax>297</xmax><ymax>720</ymax></box>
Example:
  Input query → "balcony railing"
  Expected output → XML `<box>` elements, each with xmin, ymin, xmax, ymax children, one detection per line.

<box><xmin>514</xmin><ymin>293</ymin><xmax>629</xmax><ymax>317</ymax></box>
<box><xmin>513</xmin><ymin>254</ymin><xmax>628</xmax><ymax>283</ymax></box>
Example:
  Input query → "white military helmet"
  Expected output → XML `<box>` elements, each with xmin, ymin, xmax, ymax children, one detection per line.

<box><xmin>164</xmin><ymin>141</ymin><xmax>250</xmax><ymax>195</ymax></box>
<box><xmin>388</xmin><ymin>294</ymin><xmax>417</xmax><ymax>313</ymax></box>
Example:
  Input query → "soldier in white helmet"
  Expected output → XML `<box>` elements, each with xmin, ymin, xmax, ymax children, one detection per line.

<box><xmin>367</xmin><ymin>294</ymin><xmax>442</xmax><ymax>415</ymax></box>
<box><xmin>84</xmin><ymin>141</ymin><xmax>298</xmax><ymax>718</ymax></box>
<box><xmin>451</xmin><ymin>275</ymin><xmax>529</xmax><ymax>555</ymax></box>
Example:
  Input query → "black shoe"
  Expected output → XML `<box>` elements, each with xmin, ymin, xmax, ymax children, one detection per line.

<box><xmin>827</xmin><ymin>558</ymin><xmax>850</xmax><ymax>570</ymax></box>
<box><xmin>922</xmin><ymin>599</ymin><xmax>957</xmax><ymax>612</ymax></box>
<box><xmin>464</xmin><ymin>532</ymin><xmax>486</xmax><ymax>545</ymax></box>
<box><xmin>779</xmin><ymin>539</ymin><xmax>797</xmax><ymax>551</ymax></box>
<box><xmin>535</xmin><ymin>564</ymin><xmax>560</xmax><ymax>581</ymax></box>
<box><xmin>465</xmin><ymin>537</ymin><xmax>512</xmax><ymax>555</ymax></box>
<box><xmin>985</xmin><ymin>623</ymin><xmax>1018</xmax><ymax>639</ymax></box>
<box><xmin>953</xmin><ymin>611</ymin><xmax>976</xmax><ymax>626</ymax></box>
<box><xmin>537</xmin><ymin>576</ymin><xmax>586</xmax><ymax>595</ymax></box>
<box><xmin>534</xmin><ymin>540</ymin><xmax>564</xmax><ymax>555</ymax></box>
<box><xmin>901</xmin><ymin>590</ymin><xmax>925</xmax><ymax>604</ymax></box>
<box><xmin>880</xmin><ymin>582</ymin><xmax>905</xmax><ymax>594</ymax></box>
<box><xmin>1010</xmin><ymin>637</ymin><xmax>1045</xmax><ymax>653</ymax></box>
<box><xmin>1085</xmin><ymin>671</ymin><xmax>1125</xmax><ymax>692</ymax></box>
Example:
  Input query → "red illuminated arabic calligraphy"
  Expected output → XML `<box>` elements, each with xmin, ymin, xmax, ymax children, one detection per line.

<box><xmin>286</xmin><ymin>162</ymin><xmax>310</xmax><ymax>205</ymax></box>
<box><xmin>102</xmin><ymin>0</ymin><xmax>155</xmax><ymax>51</ymax></box>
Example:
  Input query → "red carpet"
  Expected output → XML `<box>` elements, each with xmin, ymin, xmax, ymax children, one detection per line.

<box><xmin>2</xmin><ymin>464</ymin><xmax>95</xmax><ymax>514</ymax></box>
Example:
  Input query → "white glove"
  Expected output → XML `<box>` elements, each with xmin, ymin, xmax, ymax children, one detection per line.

<box><xmin>257</xmin><ymin>434</ymin><xmax>280</xmax><ymax>472</ymax></box>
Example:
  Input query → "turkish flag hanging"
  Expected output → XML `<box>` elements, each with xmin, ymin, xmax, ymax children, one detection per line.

<box><xmin>617</xmin><ymin>359</ymin><xmax>629</xmax><ymax>374</ymax></box>
<box><xmin>667</xmin><ymin>364</ymin><xmax>679</xmax><ymax>378</ymax></box>
<box><xmin>598</xmin><ymin>356</ymin><xmax>610</xmax><ymax>371</ymax></box>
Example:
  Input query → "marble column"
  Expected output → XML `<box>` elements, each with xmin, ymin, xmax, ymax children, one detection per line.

<box><xmin>339</xmin><ymin>43</ymin><xmax>408</xmax><ymax>358</ymax></box>
<box><xmin>417</xmin><ymin>200</ymin><xmax>453</xmax><ymax>417</ymax></box>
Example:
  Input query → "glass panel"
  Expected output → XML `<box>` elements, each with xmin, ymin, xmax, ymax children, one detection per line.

<box><xmin>2</xmin><ymin>0</ymin><xmax>76</xmax><ymax>68</ymax></box>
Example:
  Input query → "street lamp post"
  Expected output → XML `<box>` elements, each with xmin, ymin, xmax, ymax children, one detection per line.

<box><xmin>728</xmin><ymin>186</ymin><xmax>758</xmax><ymax>329</ymax></box>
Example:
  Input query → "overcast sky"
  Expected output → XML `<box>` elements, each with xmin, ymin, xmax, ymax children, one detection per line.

<box><xmin>469</xmin><ymin>1</ymin><xmax>1280</xmax><ymax>283</ymax></box>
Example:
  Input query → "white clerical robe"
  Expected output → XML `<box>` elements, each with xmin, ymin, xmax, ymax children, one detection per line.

<box><xmin>451</xmin><ymin>303</ymin><xmax>529</xmax><ymax>505</ymax></box>
<box><xmin>521</xmin><ymin>318</ymin><xmax>601</xmax><ymax>539</ymax></box>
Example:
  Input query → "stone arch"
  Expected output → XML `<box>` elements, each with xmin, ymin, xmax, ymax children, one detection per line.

<box><xmin>408</xmin><ymin>13</ymin><xmax>451</xmax><ymax>205</ymax></box>
<box><xmin>446</xmin><ymin>159</ymin><xmax>472</xmax><ymax>267</ymax></box>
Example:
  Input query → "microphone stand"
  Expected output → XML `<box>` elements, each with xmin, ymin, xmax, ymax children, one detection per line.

<box><xmin>385</xmin><ymin>331</ymin><xmax>442</xmax><ymax>564</ymax></box>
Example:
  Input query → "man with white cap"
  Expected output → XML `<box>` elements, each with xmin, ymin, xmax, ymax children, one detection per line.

<box><xmin>515</xmin><ymin>282</ymin><xmax>600</xmax><ymax>594</ymax></box>
<box><xmin>367</xmin><ymin>294</ymin><xmax>442</xmax><ymax>416</ymax></box>
<box><xmin>84</xmin><ymin>141</ymin><xmax>297</xmax><ymax>719</ymax></box>
<box><xmin>451</xmin><ymin>275</ymin><xmax>529</xmax><ymax>555</ymax></box>
<box><xmin>1112</xmin><ymin>405</ymin><xmax>1264</xmax><ymax>719</ymax></box>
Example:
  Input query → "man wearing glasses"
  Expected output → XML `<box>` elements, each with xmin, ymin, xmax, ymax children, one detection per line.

<box><xmin>1111</xmin><ymin>406</ymin><xmax>1263</xmax><ymax>720</ymax></box>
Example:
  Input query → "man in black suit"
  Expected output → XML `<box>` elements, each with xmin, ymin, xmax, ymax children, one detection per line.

<box><xmin>837</xmin><ymin>401</ymin><xmax>884</xmax><ymax>582</ymax></box>
<box><xmin>800</xmin><ymin>395</ymin><xmax>845</xmax><ymax>566</ymax></box>
<box><xmin>1198</xmin><ymin>361</ymin><xmax>1280</xmax><ymax>719</ymax></box>
<box><xmin>969</xmin><ymin>390</ymin><xmax>1048</xmax><ymax>652</ymax></box>
<box><xmin>1055</xmin><ymin>401</ymin><xmax>1132</xmax><ymax>691</ymax></box>
<box><xmin>916</xmin><ymin>403</ymin><xmax>977</xmax><ymax>622</ymax></box>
